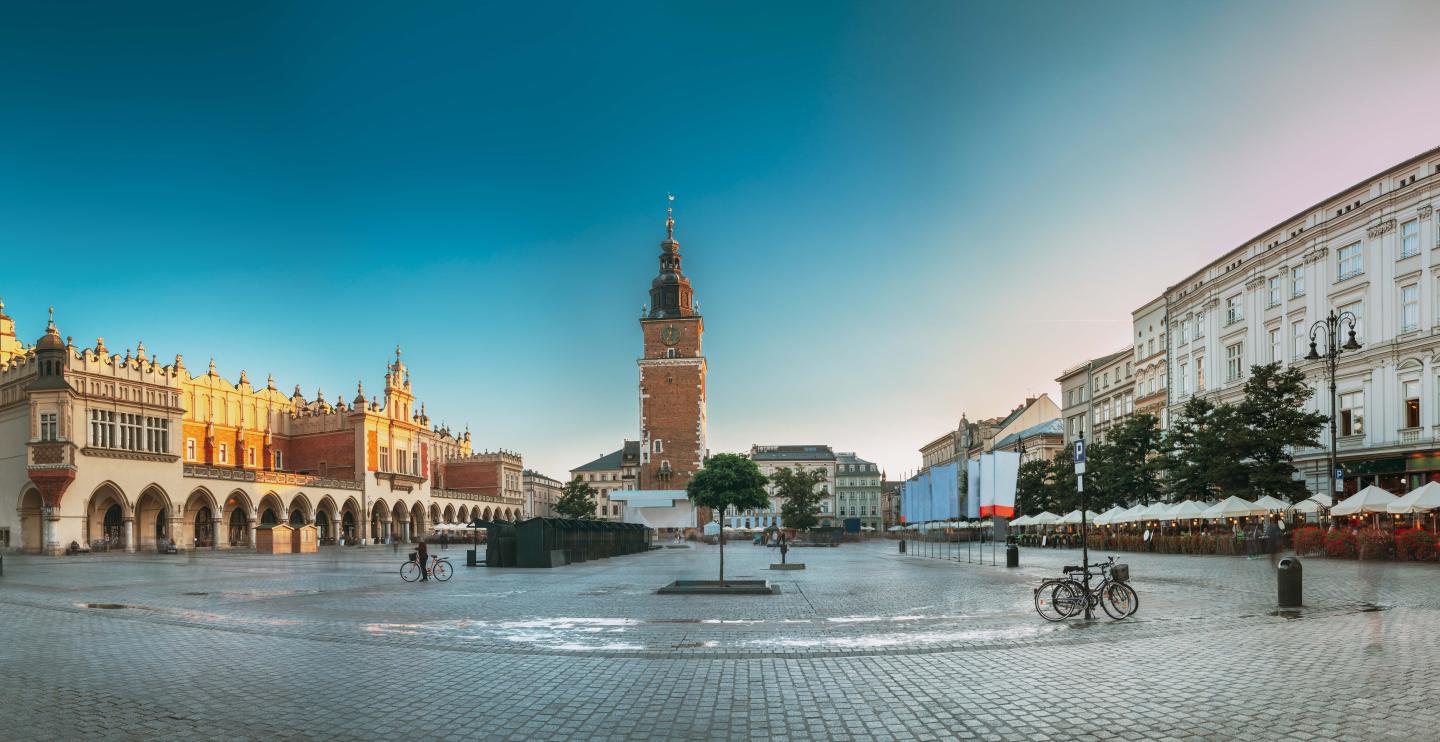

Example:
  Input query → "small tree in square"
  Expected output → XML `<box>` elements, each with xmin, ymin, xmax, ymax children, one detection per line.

<box><xmin>686</xmin><ymin>453</ymin><xmax>769</xmax><ymax>585</ymax></box>
<box><xmin>555</xmin><ymin>478</ymin><xmax>599</xmax><ymax>520</ymax></box>
<box><xmin>771</xmin><ymin>465</ymin><xmax>829</xmax><ymax>532</ymax></box>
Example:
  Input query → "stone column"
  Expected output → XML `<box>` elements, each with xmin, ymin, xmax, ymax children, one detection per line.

<box><xmin>333</xmin><ymin>517</ymin><xmax>342</xmax><ymax>546</ymax></box>
<box><xmin>123</xmin><ymin>517</ymin><xmax>135</xmax><ymax>553</ymax></box>
<box><xmin>42</xmin><ymin>507</ymin><xmax>61</xmax><ymax>556</ymax></box>
<box><xmin>249</xmin><ymin>515</ymin><xmax>258</xmax><ymax>550</ymax></box>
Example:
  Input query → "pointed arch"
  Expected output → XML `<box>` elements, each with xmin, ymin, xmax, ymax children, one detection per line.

<box><xmin>18</xmin><ymin>487</ymin><xmax>44</xmax><ymax>553</ymax></box>
<box><xmin>183</xmin><ymin>487</ymin><xmax>219</xmax><ymax>549</ymax></box>
<box><xmin>222</xmin><ymin>489</ymin><xmax>254</xmax><ymax>547</ymax></box>
<box><xmin>257</xmin><ymin>491</ymin><xmax>285</xmax><ymax>526</ymax></box>
<box><xmin>429</xmin><ymin>502</ymin><xmax>441</xmax><ymax>524</ymax></box>
<box><xmin>287</xmin><ymin>492</ymin><xmax>313</xmax><ymax>526</ymax></box>
<box><xmin>86</xmin><ymin>482</ymin><xmax>131</xmax><ymax>551</ymax></box>
<box><xmin>482</xmin><ymin>506</ymin><xmax>492</xmax><ymax>521</ymax></box>
<box><xmin>442</xmin><ymin>504</ymin><xmax>455</xmax><ymax>524</ymax></box>
<box><xmin>411</xmin><ymin>502</ymin><xmax>427</xmax><ymax>535</ymax></box>
<box><xmin>340</xmin><ymin>496</ymin><xmax>361</xmax><ymax>543</ymax></box>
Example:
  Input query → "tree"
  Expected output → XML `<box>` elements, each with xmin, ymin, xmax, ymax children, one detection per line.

<box><xmin>555</xmin><ymin>478</ymin><xmax>598</xmax><ymax>520</ymax></box>
<box><xmin>1046</xmin><ymin>449</ymin><xmax>1080</xmax><ymax>515</ymax></box>
<box><xmin>1100</xmin><ymin>413</ymin><xmax>1165</xmax><ymax>505</ymax></box>
<box><xmin>1016</xmin><ymin>458</ymin><xmax>1052</xmax><ymax>517</ymax></box>
<box><xmin>1163</xmin><ymin>396</ymin><xmax>1248</xmax><ymax>500</ymax></box>
<box><xmin>1237</xmin><ymin>362</ymin><xmax>1327</xmax><ymax>502</ymax></box>
<box><xmin>770</xmin><ymin>466</ymin><xmax>828</xmax><ymax>531</ymax></box>
<box><xmin>686</xmin><ymin>453</ymin><xmax>769</xmax><ymax>585</ymax></box>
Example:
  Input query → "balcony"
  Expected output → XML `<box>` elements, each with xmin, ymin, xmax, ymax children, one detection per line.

<box><xmin>1337</xmin><ymin>434</ymin><xmax>1365</xmax><ymax>450</ymax></box>
<box><xmin>1399</xmin><ymin>427</ymin><xmax>1426</xmax><ymax>445</ymax></box>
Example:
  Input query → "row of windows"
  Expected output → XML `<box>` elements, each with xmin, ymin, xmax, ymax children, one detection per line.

<box><xmin>89</xmin><ymin>410</ymin><xmax>170</xmax><ymax>453</ymax></box>
<box><xmin>183</xmin><ymin>437</ymin><xmax>281</xmax><ymax>469</ymax></box>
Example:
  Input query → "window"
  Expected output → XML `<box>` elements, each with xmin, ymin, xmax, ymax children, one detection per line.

<box><xmin>39</xmin><ymin>413</ymin><xmax>58</xmax><ymax>441</ymax></box>
<box><xmin>145</xmin><ymin>417</ymin><xmax>169</xmax><ymax>453</ymax></box>
<box><xmin>1268</xmin><ymin>276</ymin><xmax>1281</xmax><ymax>306</ymax></box>
<box><xmin>1340</xmin><ymin>301</ymin><xmax>1364</xmax><ymax>343</ymax></box>
<box><xmin>1196</xmin><ymin>359</ymin><xmax>1206</xmax><ymax>391</ymax></box>
<box><xmin>1292</xmin><ymin>265</ymin><xmax>1305</xmax><ymax>297</ymax></box>
<box><xmin>664</xmin><ymin>348</ymin><xmax>676</xmax><ymax>359</ymax></box>
<box><xmin>1226</xmin><ymin>342</ymin><xmax>1244</xmax><ymax>381</ymax></box>
<box><xmin>246</xmin><ymin>447</ymin><xmax>256</xmax><ymax>466</ymax></box>
<box><xmin>380</xmin><ymin>446</ymin><xmax>390</xmax><ymax>471</ymax></box>
<box><xmin>1147</xmin><ymin>338</ymin><xmax>1155</xmax><ymax>357</ymax></box>
<box><xmin>1269</xmin><ymin>328</ymin><xmax>1281</xmax><ymax>364</ymax></box>
<box><xmin>413</xmin><ymin>451</ymin><xmax>420</xmax><ymax>475</ymax></box>
<box><xmin>1292</xmin><ymin>320</ymin><xmax>1306</xmax><ymax>360</ymax></box>
<box><xmin>1339</xmin><ymin>391</ymin><xmax>1364</xmax><ymax>436</ymax></box>
<box><xmin>397</xmin><ymin>449</ymin><xmax>407</xmax><ymax>474</ymax></box>
<box><xmin>186</xmin><ymin>437</ymin><xmax>197</xmax><ymax>460</ymax></box>
<box><xmin>1124</xmin><ymin>394</ymin><xmax>1133</xmax><ymax>415</ymax></box>
<box><xmin>1179</xmin><ymin>362</ymin><xmax>1190</xmax><ymax>395</ymax></box>
<box><xmin>218</xmin><ymin>443</ymin><xmax>229</xmax><ymax>464</ymax></box>
<box><xmin>274</xmin><ymin>450</ymin><xmax>284</xmax><ymax>470</ymax></box>
<box><xmin>1401</xmin><ymin>219</ymin><xmax>1420</xmax><ymax>258</ymax></box>
<box><xmin>119</xmin><ymin>413</ymin><xmax>143</xmax><ymax>450</ymax></box>
<box><xmin>1404</xmin><ymin>380</ymin><xmax>1421</xmax><ymax>429</ymax></box>
<box><xmin>1195</xmin><ymin>312</ymin><xmax>1206</xmax><ymax>338</ymax></box>
<box><xmin>1338</xmin><ymin>242</ymin><xmax>1363</xmax><ymax>279</ymax></box>
<box><xmin>319</xmin><ymin>461</ymin><xmax>328</xmax><ymax>477</ymax></box>
<box><xmin>1179</xmin><ymin>320</ymin><xmax>1189</xmax><ymax>345</ymax></box>
<box><xmin>653</xmin><ymin>439</ymin><xmax>663</xmax><ymax>453</ymax></box>
<box><xmin>1226</xmin><ymin>295</ymin><xmax>1244</xmax><ymax>324</ymax></box>
<box><xmin>89</xmin><ymin>410</ymin><xmax>115</xmax><ymax>448</ymax></box>
<box><xmin>1402</xmin><ymin>284</ymin><xmax>1420</xmax><ymax>332</ymax></box>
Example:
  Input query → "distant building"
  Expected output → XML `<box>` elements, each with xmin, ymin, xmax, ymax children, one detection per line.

<box><xmin>522</xmin><ymin>469</ymin><xmax>563</xmax><ymax>519</ymax></box>
<box><xmin>1056</xmin><ymin>349</ymin><xmax>1130</xmax><ymax>446</ymax></box>
<box><xmin>991</xmin><ymin>418</ymin><xmax>1065</xmax><ymax>465</ymax></box>
<box><xmin>1089</xmin><ymin>348</ymin><xmax>1135</xmax><ymax>443</ymax></box>
<box><xmin>834</xmin><ymin>452</ymin><xmax>883</xmax><ymax>530</ymax></box>
<box><xmin>1131</xmin><ymin>296</ymin><xmax>1169</xmax><ymax>428</ymax></box>
<box><xmin>739</xmin><ymin>444</ymin><xmax>838</xmax><ymax>529</ymax></box>
<box><xmin>881</xmin><ymin>480</ymin><xmax>902</xmax><ymax>528</ymax></box>
<box><xmin>568</xmin><ymin>441</ymin><xmax>640</xmax><ymax>521</ymax></box>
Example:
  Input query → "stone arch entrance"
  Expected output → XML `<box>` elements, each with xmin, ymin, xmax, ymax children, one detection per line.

<box><xmin>223</xmin><ymin>490</ymin><xmax>253</xmax><ymax>547</ymax></box>
<box><xmin>258</xmin><ymin>492</ymin><xmax>284</xmax><ymax>526</ymax></box>
<box><xmin>135</xmin><ymin>486</ymin><xmax>172</xmax><ymax>551</ymax></box>
<box><xmin>315</xmin><ymin>496</ymin><xmax>337</xmax><ymax>544</ymax></box>
<box><xmin>371</xmin><ymin>499</ymin><xmax>391</xmax><ymax>544</ymax></box>
<box><xmin>183</xmin><ymin>488</ymin><xmax>218</xmax><ymax>549</ymax></box>
<box><xmin>341</xmin><ymin>497</ymin><xmax>361</xmax><ymax>543</ymax></box>
<box><xmin>288</xmin><ymin>492</ymin><xmax>312</xmax><ymax>528</ymax></box>
<box><xmin>482</xmin><ymin>506</ymin><xmax>492</xmax><ymax>521</ymax></box>
<box><xmin>410</xmin><ymin>502</ymin><xmax>427</xmax><ymax>538</ymax></box>
<box><xmin>86</xmin><ymin>483</ymin><xmax>131</xmax><ymax>551</ymax></box>
<box><xmin>18</xmin><ymin>488</ymin><xmax>43</xmax><ymax>553</ymax></box>
<box><xmin>442</xmin><ymin>504</ymin><xmax>455</xmax><ymax>524</ymax></box>
<box><xmin>391</xmin><ymin>501</ymin><xmax>410</xmax><ymax>543</ymax></box>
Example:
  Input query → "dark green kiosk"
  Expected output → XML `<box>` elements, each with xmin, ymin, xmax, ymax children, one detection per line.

<box><xmin>471</xmin><ymin>517</ymin><xmax>653</xmax><ymax>568</ymax></box>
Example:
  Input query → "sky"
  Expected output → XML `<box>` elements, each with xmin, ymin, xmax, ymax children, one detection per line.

<box><xmin>2</xmin><ymin>1</ymin><xmax>1439</xmax><ymax>480</ymax></box>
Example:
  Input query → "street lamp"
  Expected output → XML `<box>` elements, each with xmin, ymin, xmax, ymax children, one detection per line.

<box><xmin>1305</xmin><ymin>309</ymin><xmax>1362</xmax><ymax>502</ymax></box>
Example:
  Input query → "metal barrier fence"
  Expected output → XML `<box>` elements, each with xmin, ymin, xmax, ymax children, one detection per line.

<box><xmin>899</xmin><ymin>527</ymin><xmax>1007</xmax><ymax>566</ymax></box>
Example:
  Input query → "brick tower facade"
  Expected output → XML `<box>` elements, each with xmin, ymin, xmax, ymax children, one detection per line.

<box><xmin>638</xmin><ymin>201</ymin><xmax>708</xmax><ymax>500</ymax></box>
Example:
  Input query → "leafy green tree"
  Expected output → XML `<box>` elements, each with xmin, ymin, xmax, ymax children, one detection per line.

<box><xmin>555</xmin><ymin>478</ymin><xmax>598</xmax><ymax>520</ymax></box>
<box><xmin>1015</xmin><ymin>458</ymin><xmax>1052</xmax><ymax>517</ymax></box>
<box><xmin>1164</xmin><ymin>396</ymin><xmax>1248</xmax><ymax>500</ymax></box>
<box><xmin>1100</xmin><ymin>413</ymin><xmax>1165</xmax><ymax>505</ymax></box>
<box><xmin>686</xmin><ymin>453</ymin><xmax>769</xmax><ymax>585</ymax></box>
<box><xmin>770</xmin><ymin>466</ymin><xmax>828</xmax><ymax>531</ymax></box>
<box><xmin>1046</xmin><ymin>449</ymin><xmax>1080</xmax><ymax>515</ymax></box>
<box><xmin>1237</xmin><ymin>362</ymin><xmax>1327</xmax><ymax>502</ymax></box>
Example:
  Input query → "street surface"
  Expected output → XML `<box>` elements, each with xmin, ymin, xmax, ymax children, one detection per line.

<box><xmin>1</xmin><ymin>539</ymin><xmax>1436</xmax><ymax>740</ymax></box>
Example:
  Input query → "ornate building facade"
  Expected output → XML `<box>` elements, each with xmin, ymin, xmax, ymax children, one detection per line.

<box><xmin>1</xmin><ymin>305</ymin><xmax>525</xmax><ymax>554</ymax></box>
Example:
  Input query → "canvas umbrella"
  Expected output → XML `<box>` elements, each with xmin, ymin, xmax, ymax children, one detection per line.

<box><xmin>1250</xmin><ymin>495</ymin><xmax>1291</xmax><ymax>512</ymax></box>
<box><xmin>1114</xmin><ymin>504</ymin><xmax>1148</xmax><ymax>525</ymax></box>
<box><xmin>1201</xmin><ymin>496</ymin><xmax>1266</xmax><ymax>521</ymax></box>
<box><xmin>1092</xmin><ymin>505</ymin><xmax>1127</xmax><ymax>527</ymax></box>
<box><xmin>1331</xmin><ymin>485</ymin><xmax>1399</xmax><ymax>528</ymax></box>
<box><xmin>1009</xmin><ymin>514</ymin><xmax>1032</xmax><ymax>527</ymax></box>
<box><xmin>1026</xmin><ymin>511</ymin><xmax>1060</xmax><ymax>527</ymax></box>
<box><xmin>1387</xmin><ymin>481</ymin><xmax>1440</xmax><ymax>514</ymax></box>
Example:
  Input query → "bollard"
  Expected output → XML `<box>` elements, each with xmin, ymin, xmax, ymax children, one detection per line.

<box><xmin>898</xmin><ymin>539</ymin><xmax>906</xmax><ymax>554</ymax></box>
<box><xmin>1277</xmin><ymin>556</ymin><xmax>1302</xmax><ymax>607</ymax></box>
<box><xmin>1006</xmin><ymin>544</ymin><xmax>1019</xmax><ymax>568</ymax></box>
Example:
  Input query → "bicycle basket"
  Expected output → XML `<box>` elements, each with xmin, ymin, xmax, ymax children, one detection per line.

<box><xmin>1110</xmin><ymin>563</ymin><xmax>1130</xmax><ymax>582</ymax></box>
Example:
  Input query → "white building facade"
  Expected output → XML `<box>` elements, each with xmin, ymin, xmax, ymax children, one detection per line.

<box><xmin>1166</xmin><ymin>147</ymin><xmax>1440</xmax><ymax>496</ymax></box>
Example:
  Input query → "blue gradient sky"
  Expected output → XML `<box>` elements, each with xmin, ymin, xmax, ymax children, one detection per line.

<box><xmin>2</xmin><ymin>1</ymin><xmax>1438</xmax><ymax>479</ymax></box>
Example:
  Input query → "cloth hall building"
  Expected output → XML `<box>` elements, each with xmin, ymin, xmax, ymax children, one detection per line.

<box><xmin>0</xmin><ymin>304</ymin><xmax>526</xmax><ymax>555</ymax></box>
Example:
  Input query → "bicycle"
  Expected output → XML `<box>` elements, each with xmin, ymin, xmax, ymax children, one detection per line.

<box><xmin>1034</xmin><ymin>556</ymin><xmax>1138</xmax><ymax>621</ymax></box>
<box><xmin>400</xmin><ymin>555</ymin><xmax>453</xmax><ymax>582</ymax></box>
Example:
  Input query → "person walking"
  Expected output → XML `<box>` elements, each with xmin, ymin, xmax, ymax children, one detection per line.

<box><xmin>416</xmin><ymin>539</ymin><xmax>430</xmax><ymax>582</ymax></box>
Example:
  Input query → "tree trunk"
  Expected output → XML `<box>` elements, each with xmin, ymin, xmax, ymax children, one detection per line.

<box><xmin>718</xmin><ymin>507</ymin><xmax>725</xmax><ymax>587</ymax></box>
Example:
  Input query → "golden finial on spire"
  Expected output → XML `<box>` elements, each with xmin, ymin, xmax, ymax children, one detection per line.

<box><xmin>47</xmin><ymin>306</ymin><xmax>55</xmax><ymax>329</ymax></box>
<box><xmin>665</xmin><ymin>192</ymin><xmax>675</xmax><ymax>240</ymax></box>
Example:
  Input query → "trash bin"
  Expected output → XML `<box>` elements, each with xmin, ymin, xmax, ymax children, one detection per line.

<box><xmin>466</xmin><ymin>548</ymin><xmax>478</xmax><ymax>567</ymax></box>
<box><xmin>1278</xmin><ymin>556</ymin><xmax>1302</xmax><ymax>607</ymax></box>
<box><xmin>898</xmin><ymin>539</ymin><xmax>906</xmax><ymax>554</ymax></box>
<box><xmin>1006</xmin><ymin>544</ymin><xmax>1019</xmax><ymax>568</ymax></box>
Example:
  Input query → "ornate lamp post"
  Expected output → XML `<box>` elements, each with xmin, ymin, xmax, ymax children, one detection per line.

<box><xmin>1305</xmin><ymin>310</ymin><xmax>1362</xmax><ymax>502</ymax></box>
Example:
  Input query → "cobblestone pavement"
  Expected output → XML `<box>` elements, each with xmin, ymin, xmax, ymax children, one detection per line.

<box><xmin>2</xmin><ymin>540</ymin><xmax>1438</xmax><ymax>740</ymax></box>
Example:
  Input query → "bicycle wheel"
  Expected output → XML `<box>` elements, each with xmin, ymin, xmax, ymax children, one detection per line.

<box><xmin>1035</xmin><ymin>580</ymin><xmax>1079</xmax><ymax>622</ymax></box>
<box><xmin>1102</xmin><ymin>582</ymin><xmax>1138</xmax><ymax>619</ymax></box>
<box><xmin>433</xmin><ymin>560</ymin><xmax>452</xmax><ymax>582</ymax></box>
<box><xmin>400</xmin><ymin>561</ymin><xmax>421</xmax><ymax>582</ymax></box>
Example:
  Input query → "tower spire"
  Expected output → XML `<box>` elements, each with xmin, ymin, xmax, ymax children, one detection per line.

<box><xmin>665</xmin><ymin>192</ymin><xmax>675</xmax><ymax>241</ymax></box>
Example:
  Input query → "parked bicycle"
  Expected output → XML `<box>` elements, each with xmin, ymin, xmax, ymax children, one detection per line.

<box><xmin>1034</xmin><ymin>556</ymin><xmax>1137</xmax><ymax>621</ymax></box>
<box><xmin>400</xmin><ymin>555</ymin><xmax>453</xmax><ymax>582</ymax></box>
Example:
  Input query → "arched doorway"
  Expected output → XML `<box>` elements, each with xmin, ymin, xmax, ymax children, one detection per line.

<box><xmin>194</xmin><ymin>507</ymin><xmax>213</xmax><ymax>548</ymax></box>
<box><xmin>391</xmin><ymin>501</ymin><xmax>410</xmax><ymax>543</ymax></box>
<box><xmin>288</xmin><ymin>508</ymin><xmax>305</xmax><ymax>527</ymax></box>
<box><xmin>86</xmin><ymin>483</ymin><xmax>130</xmax><ymax>551</ymax></box>
<box><xmin>134</xmin><ymin>486</ymin><xmax>171</xmax><ymax>551</ymax></box>
<box><xmin>482</xmin><ymin>506</ymin><xmax>492</xmax><ymax>521</ymax></box>
<box><xmin>184</xmin><ymin>489</ymin><xmax>218</xmax><ymax>549</ymax></box>
<box><xmin>342</xmin><ymin>511</ymin><xmax>356</xmax><ymax>542</ymax></box>
<box><xmin>443</xmin><ymin>504</ymin><xmax>455</xmax><ymax>524</ymax></box>
<box><xmin>371</xmin><ymin>500</ymin><xmax>390</xmax><ymax>544</ymax></box>
<box><xmin>222</xmin><ymin>490</ymin><xmax>252</xmax><ymax>547</ymax></box>
<box><xmin>18</xmin><ymin>488</ymin><xmax>43</xmax><ymax>553</ymax></box>
<box><xmin>257</xmin><ymin>493</ymin><xmax>284</xmax><ymax>527</ymax></box>
<box><xmin>410</xmin><ymin>502</ymin><xmax>427</xmax><ymax>537</ymax></box>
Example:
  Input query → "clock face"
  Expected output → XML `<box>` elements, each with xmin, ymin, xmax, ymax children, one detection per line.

<box><xmin>661</xmin><ymin>326</ymin><xmax>680</xmax><ymax>346</ymax></box>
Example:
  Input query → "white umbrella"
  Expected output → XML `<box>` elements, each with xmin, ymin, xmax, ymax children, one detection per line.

<box><xmin>1026</xmin><ymin>511</ymin><xmax>1060</xmax><ymax>526</ymax></box>
<box><xmin>1168</xmin><ymin>500</ymin><xmax>1209</xmax><ymax>521</ymax></box>
<box><xmin>886</xmin><ymin>525</ymin><xmax>905</xmax><ymax>532</ymax></box>
<box><xmin>1092</xmin><ymin>506</ymin><xmax>1127</xmax><ymax>526</ymax></box>
<box><xmin>1134</xmin><ymin>502</ymin><xmax>1172</xmax><ymax>523</ymax></box>
<box><xmin>1388</xmin><ymin>482</ymin><xmax>1440</xmax><ymax>514</ymax></box>
<box><xmin>1114</xmin><ymin>504</ymin><xmax>1149</xmax><ymax>524</ymax></box>
<box><xmin>1202</xmin><ymin>496</ymin><xmax>1266</xmax><ymax>520</ymax></box>
<box><xmin>1057</xmin><ymin>509</ymin><xmax>1099</xmax><ymax>525</ymax></box>
<box><xmin>1331</xmin><ymin>485</ymin><xmax>1399</xmax><ymax>516</ymax></box>
<box><xmin>1250</xmin><ymin>495</ymin><xmax>1291</xmax><ymax>512</ymax></box>
<box><xmin>1009</xmin><ymin>514</ymin><xmax>1032</xmax><ymax>526</ymax></box>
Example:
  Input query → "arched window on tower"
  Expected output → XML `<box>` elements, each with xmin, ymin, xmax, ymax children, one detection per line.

<box><xmin>665</xmin><ymin>348</ymin><xmax>676</xmax><ymax>359</ymax></box>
